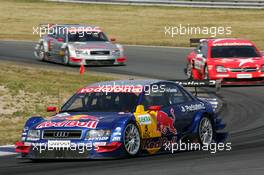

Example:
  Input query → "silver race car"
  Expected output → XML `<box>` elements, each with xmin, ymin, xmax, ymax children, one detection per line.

<box><xmin>34</xmin><ymin>24</ymin><xmax>127</xmax><ymax>66</ymax></box>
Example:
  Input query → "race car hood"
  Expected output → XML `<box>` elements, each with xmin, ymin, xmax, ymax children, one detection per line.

<box><xmin>31</xmin><ymin>112</ymin><xmax>133</xmax><ymax>130</ymax></box>
<box><xmin>69</xmin><ymin>41</ymin><xmax>118</xmax><ymax>50</ymax></box>
<box><xmin>212</xmin><ymin>57</ymin><xmax>264</xmax><ymax>68</ymax></box>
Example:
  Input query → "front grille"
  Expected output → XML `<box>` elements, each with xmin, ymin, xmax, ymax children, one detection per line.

<box><xmin>85</xmin><ymin>60</ymin><xmax>115</xmax><ymax>65</ymax></box>
<box><xmin>223</xmin><ymin>78</ymin><xmax>264</xmax><ymax>82</ymax></box>
<box><xmin>230</xmin><ymin>67</ymin><xmax>257</xmax><ymax>72</ymax></box>
<box><xmin>33</xmin><ymin>149</ymin><xmax>89</xmax><ymax>159</ymax></box>
<box><xmin>90</xmin><ymin>50</ymin><xmax>110</xmax><ymax>55</ymax></box>
<box><xmin>43</xmin><ymin>130</ymin><xmax>82</xmax><ymax>140</ymax></box>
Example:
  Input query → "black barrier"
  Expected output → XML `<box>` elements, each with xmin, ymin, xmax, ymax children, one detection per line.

<box><xmin>169</xmin><ymin>79</ymin><xmax>222</xmax><ymax>96</ymax></box>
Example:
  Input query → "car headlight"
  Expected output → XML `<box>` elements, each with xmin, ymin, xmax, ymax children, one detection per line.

<box><xmin>112</xmin><ymin>49</ymin><xmax>120</xmax><ymax>56</ymax></box>
<box><xmin>75</xmin><ymin>49</ymin><xmax>88</xmax><ymax>55</ymax></box>
<box><xmin>27</xmin><ymin>130</ymin><xmax>40</xmax><ymax>141</ymax></box>
<box><xmin>86</xmin><ymin>130</ymin><xmax>111</xmax><ymax>140</ymax></box>
<box><xmin>261</xmin><ymin>65</ymin><xmax>264</xmax><ymax>72</ymax></box>
<box><xmin>216</xmin><ymin>66</ymin><xmax>227</xmax><ymax>73</ymax></box>
<box><xmin>75</xmin><ymin>49</ymin><xmax>83</xmax><ymax>55</ymax></box>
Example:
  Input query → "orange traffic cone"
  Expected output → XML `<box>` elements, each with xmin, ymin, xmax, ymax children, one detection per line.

<box><xmin>79</xmin><ymin>63</ymin><xmax>85</xmax><ymax>75</ymax></box>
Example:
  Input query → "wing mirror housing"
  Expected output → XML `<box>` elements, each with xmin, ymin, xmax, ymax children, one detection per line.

<box><xmin>110</xmin><ymin>38</ymin><xmax>116</xmax><ymax>42</ymax></box>
<box><xmin>148</xmin><ymin>105</ymin><xmax>161</xmax><ymax>111</ymax></box>
<box><xmin>47</xmin><ymin>106</ymin><xmax>57</xmax><ymax>112</ymax></box>
<box><xmin>196</xmin><ymin>53</ymin><xmax>203</xmax><ymax>58</ymax></box>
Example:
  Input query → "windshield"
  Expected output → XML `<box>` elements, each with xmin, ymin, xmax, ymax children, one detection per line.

<box><xmin>211</xmin><ymin>46</ymin><xmax>260</xmax><ymax>58</ymax></box>
<box><xmin>61</xmin><ymin>92</ymin><xmax>140</xmax><ymax>113</ymax></box>
<box><xmin>68</xmin><ymin>32</ymin><xmax>108</xmax><ymax>42</ymax></box>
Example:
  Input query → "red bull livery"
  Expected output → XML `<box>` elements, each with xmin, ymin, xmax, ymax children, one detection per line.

<box><xmin>16</xmin><ymin>80</ymin><xmax>227</xmax><ymax>160</ymax></box>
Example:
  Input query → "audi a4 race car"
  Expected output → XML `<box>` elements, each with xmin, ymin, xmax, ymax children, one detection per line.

<box><xmin>34</xmin><ymin>24</ymin><xmax>126</xmax><ymax>66</ymax></box>
<box><xmin>16</xmin><ymin>80</ymin><xmax>226</xmax><ymax>159</ymax></box>
<box><xmin>186</xmin><ymin>38</ymin><xmax>264</xmax><ymax>85</ymax></box>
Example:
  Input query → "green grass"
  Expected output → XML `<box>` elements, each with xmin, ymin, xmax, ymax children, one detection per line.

<box><xmin>0</xmin><ymin>0</ymin><xmax>263</xmax><ymax>48</ymax></box>
<box><xmin>0</xmin><ymin>61</ymin><xmax>114</xmax><ymax>145</ymax></box>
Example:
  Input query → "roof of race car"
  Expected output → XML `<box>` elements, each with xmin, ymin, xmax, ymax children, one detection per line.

<box><xmin>205</xmin><ymin>38</ymin><xmax>254</xmax><ymax>46</ymax></box>
<box><xmin>87</xmin><ymin>79</ymin><xmax>162</xmax><ymax>87</ymax></box>
<box><xmin>53</xmin><ymin>24</ymin><xmax>99</xmax><ymax>28</ymax></box>
<box><xmin>77</xmin><ymin>79</ymin><xmax>168</xmax><ymax>94</ymax></box>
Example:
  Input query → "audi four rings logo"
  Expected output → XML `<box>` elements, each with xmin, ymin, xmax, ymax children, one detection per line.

<box><xmin>53</xmin><ymin>131</ymin><xmax>69</xmax><ymax>138</ymax></box>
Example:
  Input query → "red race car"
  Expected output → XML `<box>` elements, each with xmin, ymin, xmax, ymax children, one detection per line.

<box><xmin>186</xmin><ymin>38</ymin><xmax>264</xmax><ymax>85</ymax></box>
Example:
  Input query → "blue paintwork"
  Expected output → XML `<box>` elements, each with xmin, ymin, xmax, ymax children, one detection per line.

<box><xmin>19</xmin><ymin>80</ymin><xmax>227</xmax><ymax>159</ymax></box>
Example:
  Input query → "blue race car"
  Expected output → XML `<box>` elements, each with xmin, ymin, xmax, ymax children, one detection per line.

<box><xmin>16</xmin><ymin>79</ymin><xmax>227</xmax><ymax>159</ymax></box>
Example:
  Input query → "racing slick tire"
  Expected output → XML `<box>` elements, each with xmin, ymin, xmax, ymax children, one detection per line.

<box><xmin>203</xmin><ymin>66</ymin><xmax>210</xmax><ymax>80</ymax></box>
<box><xmin>123</xmin><ymin>123</ymin><xmax>141</xmax><ymax>156</ymax></box>
<box><xmin>197</xmin><ymin>116</ymin><xmax>213</xmax><ymax>145</ymax></box>
<box><xmin>63</xmin><ymin>48</ymin><xmax>70</xmax><ymax>65</ymax></box>
<box><xmin>186</xmin><ymin>63</ymin><xmax>193</xmax><ymax>80</ymax></box>
<box><xmin>39</xmin><ymin>43</ymin><xmax>47</xmax><ymax>61</ymax></box>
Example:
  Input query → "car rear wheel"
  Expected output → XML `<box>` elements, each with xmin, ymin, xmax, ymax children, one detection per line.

<box><xmin>123</xmin><ymin>123</ymin><xmax>141</xmax><ymax>156</ymax></box>
<box><xmin>63</xmin><ymin>49</ymin><xmax>70</xmax><ymax>65</ymax></box>
<box><xmin>198</xmin><ymin>117</ymin><xmax>213</xmax><ymax>145</ymax></box>
<box><xmin>39</xmin><ymin>44</ymin><xmax>46</xmax><ymax>61</ymax></box>
<box><xmin>204</xmin><ymin>66</ymin><xmax>209</xmax><ymax>80</ymax></box>
<box><xmin>186</xmin><ymin>63</ymin><xmax>193</xmax><ymax>79</ymax></box>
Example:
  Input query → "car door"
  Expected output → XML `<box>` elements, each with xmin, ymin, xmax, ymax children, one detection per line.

<box><xmin>164</xmin><ymin>83</ymin><xmax>196</xmax><ymax>135</ymax></box>
<box><xmin>140</xmin><ymin>83</ymin><xmax>177</xmax><ymax>136</ymax></box>
<box><xmin>53</xmin><ymin>28</ymin><xmax>66</xmax><ymax>58</ymax></box>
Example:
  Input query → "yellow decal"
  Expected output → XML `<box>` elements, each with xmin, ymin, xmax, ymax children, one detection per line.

<box><xmin>134</xmin><ymin>105</ymin><xmax>161</xmax><ymax>139</ymax></box>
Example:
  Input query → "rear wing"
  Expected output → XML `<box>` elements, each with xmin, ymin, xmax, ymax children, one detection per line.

<box><xmin>189</xmin><ymin>38</ymin><xmax>213</xmax><ymax>47</ymax></box>
<box><xmin>189</xmin><ymin>38</ymin><xmax>202</xmax><ymax>47</ymax></box>
<box><xmin>171</xmin><ymin>80</ymin><xmax>222</xmax><ymax>96</ymax></box>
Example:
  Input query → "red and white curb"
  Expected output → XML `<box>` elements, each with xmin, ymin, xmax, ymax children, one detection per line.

<box><xmin>0</xmin><ymin>145</ymin><xmax>17</xmax><ymax>156</ymax></box>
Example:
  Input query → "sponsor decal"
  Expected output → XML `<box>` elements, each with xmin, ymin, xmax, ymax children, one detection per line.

<box><xmin>78</xmin><ymin>85</ymin><xmax>143</xmax><ymax>94</ymax></box>
<box><xmin>142</xmin><ymin>136</ymin><xmax>177</xmax><ymax>150</ymax></box>
<box><xmin>48</xmin><ymin>140</ymin><xmax>71</xmax><ymax>148</ymax></box>
<box><xmin>114</xmin><ymin>127</ymin><xmax>122</xmax><ymax>132</ymax></box>
<box><xmin>157</xmin><ymin>108</ymin><xmax>177</xmax><ymax>135</ymax></box>
<box><xmin>112</xmin><ymin>136</ymin><xmax>121</xmax><ymax>142</ymax></box>
<box><xmin>143</xmin><ymin>125</ymin><xmax>150</xmax><ymax>138</ymax></box>
<box><xmin>212</xmin><ymin>42</ymin><xmax>252</xmax><ymax>46</ymax></box>
<box><xmin>238</xmin><ymin>58</ymin><xmax>255</xmax><ymax>67</ymax></box>
<box><xmin>88</xmin><ymin>136</ymin><xmax>109</xmax><ymax>141</ymax></box>
<box><xmin>138</xmin><ymin>114</ymin><xmax>151</xmax><ymax>125</ymax></box>
<box><xmin>52</xmin><ymin>114</ymin><xmax>99</xmax><ymax>121</ymax></box>
<box><xmin>113</xmin><ymin>132</ymin><xmax>121</xmax><ymax>136</ymax></box>
<box><xmin>36</xmin><ymin>120</ymin><xmax>98</xmax><ymax>129</ymax></box>
<box><xmin>65</xmin><ymin>115</ymin><xmax>98</xmax><ymax>121</ymax></box>
<box><xmin>181</xmin><ymin>103</ymin><xmax>205</xmax><ymax>112</ymax></box>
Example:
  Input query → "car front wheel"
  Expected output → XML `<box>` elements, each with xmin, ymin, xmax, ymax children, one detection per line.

<box><xmin>204</xmin><ymin>66</ymin><xmax>210</xmax><ymax>80</ymax></box>
<box><xmin>186</xmin><ymin>63</ymin><xmax>193</xmax><ymax>79</ymax></box>
<box><xmin>39</xmin><ymin>44</ymin><xmax>46</xmax><ymax>61</ymax></box>
<box><xmin>63</xmin><ymin>49</ymin><xmax>70</xmax><ymax>65</ymax></box>
<box><xmin>123</xmin><ymin>123</ymin><xmax>141</xmax><ymax>156</ymax></box>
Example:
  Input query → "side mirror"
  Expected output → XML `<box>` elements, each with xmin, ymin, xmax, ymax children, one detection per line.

<box><xmin>196</xmin><ymin>53</ymin><xmax>203</xmax><ymax>58</ymax></box>
<box><xmin>57</xmin><ymin>38</ymin><xmax>64</xmax><ymax>42</ymax></box>
<box><xmin>148</xmin><ymin>105</ymin><xmax>161</xmax><ymax>111</ymax></box>
<box><xmin>110</xmin><ymin>38</ymin><xmax>116</xmax><ymax>42</ymax></box>
<box><xmin>47</xmin><ymin>106</ymin><xmax>57</xmax><ymax>112</ymax></box>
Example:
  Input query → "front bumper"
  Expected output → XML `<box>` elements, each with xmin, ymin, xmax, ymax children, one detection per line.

<box><xmin>210</xmin><ymin>72</ymin><xmax>264</xmax><ymax>85</ymax></box>
<box><xmin>68</xmin><ymin>56</ymin><xmax>127</xmax><ymax>66</ymax></box>
<box><xmin>16</xmin><ymin>141</ymin><xmax>124</xmax><ymax>159</ymax></box>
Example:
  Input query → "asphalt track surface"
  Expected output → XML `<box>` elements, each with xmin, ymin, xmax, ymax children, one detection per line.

<box><xmin>0</xmin><ymin>41</ymin><xmax>264</xmax><ymax>175</ymax></box>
